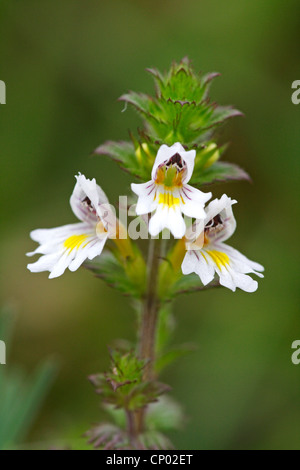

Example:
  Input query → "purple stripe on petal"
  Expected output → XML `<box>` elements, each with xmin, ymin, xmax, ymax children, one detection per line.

<box><xmin>181</xmin><ymin>188</ymin><xmax>192</xmax><ymax>200</ymax></box>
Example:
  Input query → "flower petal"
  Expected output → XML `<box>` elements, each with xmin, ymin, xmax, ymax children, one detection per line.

<box><xmin>182</xmin><ymin>250</ymin><xmax>215</xmax><ymax>285</ymax></box>
<box><xmin>27</xmin><ymin>222</ymin><xmax>107</xmax><ymax>278</ymax></box>
<box><xmin>149</xmin><ymin>204</ymin><xmax>186</xmax><ymax>238</ymax></box>
<box><xmin>165</xmin><ymin>205</ymin><xmax>186</xmax><ymax>238</ymax></box>
<box><xmin>181</xmin><ymin>149</ymin><xmax>197</xmax><ymax>184</ymax></box>
<box><xmin>181</xmin><ymin>240</ymin><xmax>264</xmax><ymax>293</ymax></box>
<box><xmin>219</xmin><ymin>269</ymin><xmax>258</xmax><ymax>293</ymax></box>
<box><xmin>70</xmin><ymin>173</ymin><xmax>109</xmax><ymax>224</ymax></box>
<box><xmin>206</xmin><ymin>242</ymin><xmax>264</xmax><ymax>292</ymax></box>
<box><xmin>27</xmin><ymin>223</ymin><xmax>91</xmax><ymax>255</ymax></box>
<box><xmin>68</xmin><ymin>236</ymin><xmax>107</xmax><ymax>272</ymax></box>
<box><xmin>217</xmin><ymin>243</ymin><xmax>264</xmax><ymax>277</ymax></box>
<box><xmin>151</xmin><ymin>143</ymin><xmax>185</xmax><ymax>180</ymax></box>
<box><xmin>151</xmin><ymin>142</ymin><xmax>196</xmax><ymax>184</ymax></box>
<box><xmin>204</xmin><ymin>194</ymin><xmax>237</xmax><ymax>242</ymax></box>
<box><xmin>27</xmin><ymin>252</ymin><xmax>62</xmax><ymax>273</ymax></box>
<box><xmin>181</xmin><ymin>184</ymin><xmax>212</xmax><ymax>219</ymax></box>
<box><xmin>131</xmin><ymin>181</ymin><xmax>157</xmax><ymax>215</ymax></box>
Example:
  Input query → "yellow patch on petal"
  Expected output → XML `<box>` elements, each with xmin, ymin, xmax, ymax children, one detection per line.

<box><xmin>64</xmin><ymin>234</ymin><xmax>89</xmax><ymax>252</ymax></box>
<box><xmin>155</xmin><ymin>167</ymin><xmax>165</xmax><ymax>185</ymax></box>
<box><xmin>158</xmin><ymin>192</ymin><xmax>180</xmax><ymax>208</ymax></box>
<box><xmin>206</xmin><ymin>250</ymin><xmax>229</xmax><ymax>269</ymax></box>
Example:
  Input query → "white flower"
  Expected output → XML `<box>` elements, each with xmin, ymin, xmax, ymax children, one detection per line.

<box><xmin>182</xmin><ymin>194</ymin><xmax>264</xmax><ymax>292</ymax></box>
<box><xmin>27</xmin><ymin>174</ymin><xmax>114</xmax><ymax>279</ymax></box>
<box><xmin>131</xmin><ymin>142</ymin><xmax>211</xmax><ymax>238</ymax></box>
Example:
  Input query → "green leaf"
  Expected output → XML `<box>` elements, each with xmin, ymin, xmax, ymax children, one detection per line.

<box><xmin>126</xmin><ymin>381</ymin><xmax>170</xmax><ymax>411</ymax></box>
<box><xmin>148</xmin><ymin>58</ymin><xmax>219</xmax><ymax>104</ymax></box>
<box><xmin>89</xmin><ymin>349</ymin><xmax>170</xmax><ymax>412</ymax></box>
<box><xmin>119</xmin><ymin>92</ymin><xmax>161</xmax><ymax>124</ymax></box>
<box><xmin>146</xmin><ymin>396</ymin><xmax>184</xmax><ymax>432</ymax></box>
<box><xmin>171</xmin><ymin>273</ymin><xmax>224</xmax><ymax>298</ymax></box>
<box><xmin>0</xmin><ymin>309</ymin><xmax>56</xmax><ymax>449</ymax></box>
<box><xmin>94</xmin><ymin>140</ymin><xmax>150</xmax><ymax>180</ymax></box>
<box><xmin>155</xmin><ymin>304</ymin><xmax>176</xmax><ymax>355</ymax></box>
<box><xmin>103</xmin><ymin>404</ymin><xmax>126</xmax><ymax>429</ymax></box>
<box><xmin>86</xmin><ymin>423</ymin><xmax>128</xmax><ymax>449</ymax></box>
<box><xmin>155</xmin><ymin>344</ymin><xmax>197</xmax><ymax>373</ymax></box>
<box><xmin>95</xmin><ymin>59</ymin><xmax>244</xmax><ymax>181</ymax></box>
<box><xmin>139</xmin><ymin>430</ymin><xmax>173</xmax><ymax>450</ymax></box>
<box><xmin>0</xmin><ymin>361</ymin><xmax>56</xmax><ymax>449</ymax></box>
<box><xmin>85</xmin><ymin>251</ymin><xmax>145</xmax><ymax>300</ymax></box>
<box><xmin>119</xmin><ymin>59</ymin><xmax>242</xmax><ymax>147</ymax></box>
<box><xmin>0</xmin><ymin>306</ymin><xmax>16</xmax><ymax>356</ymax></box>
<box><xmin>190</xmin><ymin>161</ymin><xmax>251</xmax><ymax>187</ymax></box>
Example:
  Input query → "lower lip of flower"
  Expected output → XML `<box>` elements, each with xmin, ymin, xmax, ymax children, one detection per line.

<box><xmin>64</xmin><ymin>234</ymin><xmax>89</xmax><ymax>252</ymax></box>
<box><xmin>205</xmin><ymin>249</ymin><xmax>229</xmax><ymax>269</ymax></box>
<box><xmin>158</xmin><ymin>192</ymin><xmax>180</xmax><ymax>208</ymax></box>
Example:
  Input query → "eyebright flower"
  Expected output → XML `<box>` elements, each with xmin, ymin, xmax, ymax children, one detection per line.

<box><xmin>131</xmin><ymin>142</ymin><xmax>211</xmax><ymax>238</ymax></box>
<box><xmin>27</xmin><ymin>174</ymin><xmax>114</xmax><ymax>279</ymax></box>
<box><xmin>181</xmin><ymin>194</ymin><xmax>264</xmax><ymax>292</ymax></box>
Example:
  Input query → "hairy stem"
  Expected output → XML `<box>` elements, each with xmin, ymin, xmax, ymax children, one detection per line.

<box><xmin>135</xmin><ymin>237</ymin><xmax>162</xmax><ymax>434</ymax></box>
<box><xmin>139</xmin><ymin>237</ymin><xmax>161</xmax><ymax>377</ymax></box>
<box><xmin>126</xmin><ymin>410</ymin><xmax>140</xmax><ymax>449</ymax></box>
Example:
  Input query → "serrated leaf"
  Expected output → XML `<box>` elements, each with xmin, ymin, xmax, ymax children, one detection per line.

<box><xmin>126</xmin><ymin>381</ymin><xmax>170</xmax><ymax>411</ymax></box>
<box><xmin>151</xmin><ymin>58</ymin><xmax>216</xmax><ymax>104</ymax></box>
<box><xmin>190</xmin><ymin>161</ymin><xmax>251</xmax><ymax>187</ymax></box>
<box><xmin>95</xmin><ymin>59</ymin><xmax>244</xmax><ymax>180</ymax></box>
<box><xmin>89</xmin><ymin>349</ymin><xmax>169</xmax><ymax>412</ymax></box>
<box><xmin>139</xmin><ymin>430</ymin><xmax>174</xmax><ymax>450</ymax></box>
<box><xmin>93</xmin><ymin>140</ymin><xmax>150</xmax><ymax>180</ymax></box>
<box><xmin>121</xmin><ymin>92</ymin><xmax>241</xmax><ymax>146</ymax></box>
<box><xmin>86</xmin><ymin>423</ymin><xmax>128</xmax><ymax>450</ymax></box>
<box><xmin>119</xmin><ymin>60</ymin><xmax>242</xmax><ymax>146</ymax></box>
<box><xmin>190</xmin><ymin>105</ymin><xmax>243</xmax><ymax>133</ymax></box>
<box><xmin>119</xmin><ymin>92</ymin><xmax>161</xmax><ymax>122</ymax></box>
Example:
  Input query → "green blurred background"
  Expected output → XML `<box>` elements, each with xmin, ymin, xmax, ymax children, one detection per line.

<box><xmin>0</xmin><ymin>0</ymin><xmax>299</xmax><ymax>450</ymax></box>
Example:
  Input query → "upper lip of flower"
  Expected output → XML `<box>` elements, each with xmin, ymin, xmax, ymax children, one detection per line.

<box><xmin>70</xmin><ymin>173</ymin><xmax>110</xmax><ymax>225</ymax></box>
<box><xmin>186</xmin><ymin>194</ymin><xmax>237</xmax><ymax>248</ymax></box>
<box><xmin>150</xmin><ymin>142</ymin><xmax>197</xmax><ymax>184</ymax></box>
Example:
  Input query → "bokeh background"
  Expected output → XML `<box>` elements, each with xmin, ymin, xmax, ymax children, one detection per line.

<box><xmin>0</xmin><ymin>0</ymin><xmax>299</xmax><ymax>450</ymax></box>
